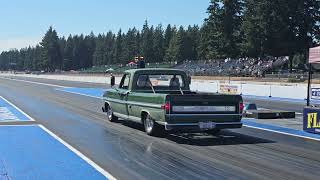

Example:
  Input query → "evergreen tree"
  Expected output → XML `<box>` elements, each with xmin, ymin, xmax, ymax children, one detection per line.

<box><xmin>84</xmin><ymin>32</ymin><xmax>96</xmax><ymax>68</ymax></box>
<box><xmin>164</xmin><ymin>24</ymin><xmax>174</xmax><ymax>51</ymax></box>
<box><xmin>153</xmin><ymin>24</ymin><xmax>165</xmax><ymax>62</ymax></box>
<box><xmin>40</xmin><ymin>26</ymin><xmax>62</xmax><ymax>71</ymax></box>
<box><xmin>63</xmin><ymin>35</ymin><xmax>74</xmax><ymax>70</ymax></box>
<box><xmin>103</xmin><ymin>31</ymin><xmax>116</xmax><ymax>65</ymax></box>
<box><xmin>33</xmin><ymin>45</ymin><xmax>42</xmax><ymax>70</ymax></box>
<box><xmin>141</xmin><ymin>21</ymin><xmax>155</xmax><ymax>62</ymax></box>
<box><xmin>93</xmin><ymin>34</ymin><xmax>105</xmax><ymax>66</ymax></box>
<box><xmin>164</xmin><ymin>27</ymin><xmax>182</xmax><ymax>62</ymax></box>
<box><xmin>205</xmin><ymin>0</ymin><xmax>243</xmax><ymax>59</ymax></box>
<box><xmin>113</xmin><ymin>30</ymin><xmax>123</xmax><ymax>64</ymax></box>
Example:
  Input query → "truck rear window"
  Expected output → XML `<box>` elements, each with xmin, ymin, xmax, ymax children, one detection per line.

<box><xmin>136</xmin><ymin>74</ymin><xmax>185</xmax><ymax>89</ymax></box>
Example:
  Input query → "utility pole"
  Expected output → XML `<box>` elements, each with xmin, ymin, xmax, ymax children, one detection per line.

<box><xmin>307</xmin><ymin>64</ymin><xmax>312</xmax><ymax>106</ymax></box>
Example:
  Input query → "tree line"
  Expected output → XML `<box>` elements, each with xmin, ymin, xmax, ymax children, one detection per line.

<box><xmin>0</xmin><ymin>0</ymin><xmax>319</xmax><ymax>71</ymax></box>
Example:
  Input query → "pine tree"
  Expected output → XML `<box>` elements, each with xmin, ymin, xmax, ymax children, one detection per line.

<box><xmin>84</xmin><ymin>32</ymin><xmax>96</xmax><ymax>68</ymax></box>
<box><xmin>103</xmin><ymin>31</ymin><xmax>116</xmax><ymax>65</ymax></box>
<box><xmin>93</xmin><ymin>34</ymin><xmax>105</xmax><ymax>66</ymax></box>
<box><xmin>113</xmin><ymin>30</ymin><xmax>123</xmax><ymax>64</ymax></box>
<box><xmin>205</xmin><ymin>0</ymin><xmax>243</xmax><ymax>58</ymax></box>
<box><xmin>141</xmin><ymin>21</ymin><xmax>154</xmax><ymax>62</ymax></box>
<box><xmin>164</xmin><ymin>24</ymin><xmax>174</xmax><ymax>51</ymax></box>
<box><xmin>164</xmin><ymin>27</ymin><xmax>182</xmax><ymax>62</ymax></box>
<box><xmin>153</xmin><ymin>24</ymin><xmax>165</xmax><ymax>62</ymax></box>
<box><xmin>63</xmin><ymin>35</ymin><xmax>74</xmax><ymax>70</ymax></box>
<box><xmin>40</xmin><ymin>26</ymin><xmax>62</xmax><ymax>71</ymax></box>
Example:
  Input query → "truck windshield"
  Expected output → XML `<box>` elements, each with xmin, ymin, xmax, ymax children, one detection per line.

<box><xmin>136</xmin><ymin>74</ymin><xmax>185</xmax><ymax>90</ymax></box>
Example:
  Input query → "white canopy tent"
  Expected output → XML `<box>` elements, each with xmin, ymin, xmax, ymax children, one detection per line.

<box><xmin>307</xmin><ymin>46</ymin><xmax>320</xmax><ymax>105</ymax></box>
<box><xmin>309</xmin><ymin>46</ymin><xmax>320</xmax><ymax>63</ymax></box>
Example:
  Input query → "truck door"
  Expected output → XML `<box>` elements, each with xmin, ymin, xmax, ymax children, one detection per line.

<box><xmin>116</xmin><ymin>74</ymin><xmax>130</xmax><ymax>118</ymax></box>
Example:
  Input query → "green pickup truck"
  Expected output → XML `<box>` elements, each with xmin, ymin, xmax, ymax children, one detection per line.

<box><xmin>102</xmin><ymin>68</ymin><xmax>243</xmax><ymax>136</ymax></box>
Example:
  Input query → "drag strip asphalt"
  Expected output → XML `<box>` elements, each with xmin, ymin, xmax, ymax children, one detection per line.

<box><xmin>1</xmin><ymin>76</ymin><xmax>320</xmax><ymax>179</ymax></box>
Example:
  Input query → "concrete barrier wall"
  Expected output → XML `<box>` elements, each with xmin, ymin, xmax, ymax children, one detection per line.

<box><xmin>190</xmin><ymin>80</ymin><xmax>311</xmax><ymax>100</ymax></box>
<box><xmin>1</xmin><ymin>73</ymin><xmax>317</xmax><ymax>100</ymax></box>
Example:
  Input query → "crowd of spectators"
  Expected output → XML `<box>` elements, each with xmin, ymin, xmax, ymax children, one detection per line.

<box><xmin>174</xmin><ymin>57</ymin><xmax>289</xmax><ymax>77</ymax></box>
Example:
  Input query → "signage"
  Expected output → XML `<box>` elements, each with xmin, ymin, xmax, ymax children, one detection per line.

<box><xmin>303</xmin><ymin>107</ymin><xmax>320</xmax><ymax>134</ymax></box>
<box><xmin>311</xmin><ymin>88</ymin><xmax>320</xmax><ymax>100</ymax></box>
<box><xmin>219</xmin><ymin>84</ymin><xmax>239</xmax><ymax>94</ymax></box>
<box><xmin>309</xmin><ymin>46</ymin><xmax>320</xmax><ymax>64</ymax></box>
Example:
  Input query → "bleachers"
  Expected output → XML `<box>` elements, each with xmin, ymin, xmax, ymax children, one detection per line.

<box><xmin>174</xmin><ymin>57</ymin><xmax>289</xmax><ymax>77</ymax></box>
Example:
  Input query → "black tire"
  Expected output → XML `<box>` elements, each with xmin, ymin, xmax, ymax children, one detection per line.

<box><xmin>106</xmin><ymin>104</ymin><xmax>118</xmax><ymax>122</ymax></box>
<box><xmin>205</xmin><ymin>129</ymin><xmax>221</xmax><ymax>135</ymax></box>
<box><xmin>143</xmin><ymin>114</ymin><xmax>163</xmax><ymax>137</ymax></box>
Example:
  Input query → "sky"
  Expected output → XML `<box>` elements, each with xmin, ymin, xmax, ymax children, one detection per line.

<box><xmin>0</xmin><ymin>0</ymin><xmax>210</xmax><ymax>52</ymax></box>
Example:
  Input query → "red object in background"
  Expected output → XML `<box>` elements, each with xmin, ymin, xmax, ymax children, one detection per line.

<box><xmin>127</xmin><ymin>61</ymin><xmax>136</xmax><ymax>65</ymax></box>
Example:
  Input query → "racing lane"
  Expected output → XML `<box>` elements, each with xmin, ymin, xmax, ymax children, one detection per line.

<box><xmin>0</xmin><ymin>77</ymin><xmax>320</xmax><ymax>180</ymax></box>
<box><xmin>243</xmin><ymin>97</ymin><xmax>305</xmax><ymax>113</ymax></box>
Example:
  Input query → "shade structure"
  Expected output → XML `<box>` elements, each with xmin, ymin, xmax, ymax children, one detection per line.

<box><xmin>309</xmin><ymin>46</ymin><xmax>320</xmax><ymax>63</ymax></box>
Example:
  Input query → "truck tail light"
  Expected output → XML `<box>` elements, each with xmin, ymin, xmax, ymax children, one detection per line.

<box><xmin>161</xmin><ymin>102</ymin><xmax>170</xmax><ymax>113</ymax></box>
<box><xmin>239</xmin><ymin>102</ymin><xmax>244</xmax><ymax>113</ymax></box>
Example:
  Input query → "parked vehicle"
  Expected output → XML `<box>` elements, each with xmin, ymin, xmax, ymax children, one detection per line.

<box><xmin>102</xmin><ymin>68</ymin><xmax>243</xmax><ymax>136</ymax></box>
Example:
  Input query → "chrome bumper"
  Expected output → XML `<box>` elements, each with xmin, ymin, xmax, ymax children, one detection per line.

<box><xmin>162</xmin><ymin>122</ymin><xmax>242</xmax><ymax>131</ymax></box>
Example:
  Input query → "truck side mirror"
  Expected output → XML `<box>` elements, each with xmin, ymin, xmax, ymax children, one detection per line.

<box><xmin>187</xmin><ymin>76</ymin><xmax>191</xmax><ymax>85</ymax></box>
<box><xmin>110</xmin><ymin>75</ymin><xmax>115</xmax><ymax>87</ymax></box>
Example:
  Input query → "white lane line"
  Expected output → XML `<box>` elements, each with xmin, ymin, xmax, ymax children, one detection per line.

<box><xmin>57</xmin><ymin>89</ymin><xmax>102</xmax><ymax>99</ymax></box>
<box><xmin>39</xmin><ymin>124</ymin><xmax>116</xmax><ymax>180</ymax></box>
<box><xmin>0</xmin><ymin>77</ymin><xmax>69</xmax><ymax>88</ymax></box>
<box><xmin>0</xmin><ymin>96</ymin><xmax>116</xmax><ymax>180</ymax></box>
<box><xmin>0</xmin><ymin>96</ymin><xmax>35</xmax><ymax>121</ymax></box>
<box><xmin>0</xmin><ymin>124</ymin><xmax>36</xmax><ymax>127</ymax></box>
<box><xmin>243</xmin><ymin>124</ymin><xmax>320</xmax><ymax>142</ymax></box>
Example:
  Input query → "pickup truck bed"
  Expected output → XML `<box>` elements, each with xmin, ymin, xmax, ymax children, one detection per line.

<box><xmin>164</xmin><ymin>94</ymin><xmax>242</xmax><ymax>131</ymax></box>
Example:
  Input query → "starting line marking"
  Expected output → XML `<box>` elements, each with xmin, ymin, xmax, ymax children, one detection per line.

<box><xmin>0</xmin><ymin>96</ymin><xmax>35</xmax><ymax>122</ymax></box>
<box><xmin>38</xmin><ymin>124</ymin><xmax>116</xmax><ymax>180</ymax></box>
<box><xmin>0</xmin><ymin>96</ymin><xmax>116</xmax><ymax>180</ymax></box>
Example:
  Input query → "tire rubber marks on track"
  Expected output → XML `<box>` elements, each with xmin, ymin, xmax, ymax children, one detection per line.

<box><xmin>59</xmin><ymin>87</ymin><xmax>320</xmax><ymax>142</ymax></box>
<box><xmin>2</xmin><ymin>76</ymin><xmax>318</xmax><ymax>142</ymax></box>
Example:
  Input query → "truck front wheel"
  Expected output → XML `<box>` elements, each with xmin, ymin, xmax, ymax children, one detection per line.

<box><xmin>143</xmin><ymin>114</ymin><xmax>163</xmax><ymax>137</ymax></box>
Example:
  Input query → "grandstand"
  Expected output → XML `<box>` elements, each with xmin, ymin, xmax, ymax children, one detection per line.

<box><xmin>80</xmin><ymin>57</ymin><xmax>289</xmax><ymax>77</ymax></box>
<box><xmin>174</xmin><ymin>57</ymin><xmax>289</xmax><ymax>77</ymax></box>
<box><xmin>81</xmin><ymin>62</ymin><xmax>175</xmax><ymax>74</ymax></box>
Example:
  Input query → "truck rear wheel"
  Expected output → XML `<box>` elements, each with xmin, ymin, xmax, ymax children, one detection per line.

<box><xmin>106</xmin><ymin>104</ymin><xmax>118</xmax><ymax>122</ymax></box>
<box><xmin>143</xmin><ymin>114</ymin><xmax>163</xmax><ymax>137</ymax></box>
